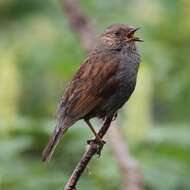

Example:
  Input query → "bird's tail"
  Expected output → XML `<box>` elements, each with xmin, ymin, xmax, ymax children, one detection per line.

<box><xmin>42</xmin><ymin>122</ymin><xmax>69</xmax><ymax>162</ymax></box>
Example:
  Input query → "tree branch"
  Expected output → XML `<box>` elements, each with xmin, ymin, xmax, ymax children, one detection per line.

<box><xmin>61</xmin><ymin>0</ymin><xmax>95</xmax><ymax>53</ymax></box>
<box><xmin>108</xmin><ymin>121</ymin><xmax>142</xmax><ymax>190</ymax></box>
<box><xmin>64</xmin><ymin>116</ymin><xmax>113</xmax><ymax>190</ymax></box>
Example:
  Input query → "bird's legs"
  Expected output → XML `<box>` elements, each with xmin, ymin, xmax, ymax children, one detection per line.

<box><xmin>84</xmin><ymin>119</ymin><xmax>102</xmax><ymax>142</ymax></box>
<box><xmin>112</xmin><ymin>112</ymin><xmax>118</xmax><ymax>121</ymax></box>
<box><xmin>84</xmin><ymin>119</ymin><xmax>106</xmax><ymax>157</ymax></box>
<box><xmin>102</xmin><ymin>112</ymin><xmax>117</xmax><ymax>122</ymax></box>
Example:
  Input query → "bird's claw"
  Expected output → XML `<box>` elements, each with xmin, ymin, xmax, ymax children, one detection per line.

<box><xmin>112</xmin><ymin>113</ymin><xmax>118</xmax><ymax>121</ymax></box>
<box><xmin>96</xmin><ymin>140</ymin><xmax>105</xmax><ymax>157</ymax></box>
<box><xmin>87</xmin><ymin>138</ymin><xmax>106</xmax><ymax>145</ymax></box>
<box><xmin>87</xmin><ymin>139</ymin><xmax>106</xmax><ymax>157</ymax></box>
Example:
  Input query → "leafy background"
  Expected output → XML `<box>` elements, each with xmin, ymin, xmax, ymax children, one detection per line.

<box><xmin>0</xmin><ymin>0</ymin><xmax>190</xmax><ymax>190</ymax></box>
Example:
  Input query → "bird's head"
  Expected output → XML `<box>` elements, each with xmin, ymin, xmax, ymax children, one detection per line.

<box><xmin>99</xmin><ymin>23</ymin><xmax>143</xmax><ymax>50</ymax></box>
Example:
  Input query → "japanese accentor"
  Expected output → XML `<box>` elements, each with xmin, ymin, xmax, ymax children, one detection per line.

<box><xmin>42</xmin><ymin>23</ymin><xmax>142</xmax><ymax>162</ymax></box>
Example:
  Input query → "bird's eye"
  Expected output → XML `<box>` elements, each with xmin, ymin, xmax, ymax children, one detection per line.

<box><xmin>114</xmin><ymin>31</ymin><xmax>121</xmax><ymax>36</ymax></box>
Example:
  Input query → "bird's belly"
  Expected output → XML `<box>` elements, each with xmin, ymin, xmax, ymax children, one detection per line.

<box><xmin>100</xmin><ymin>77</ymin><xmax>137</xmax><ymax>116</ymax></box>
<box><xmin>102</xmin><ymin>58</ymin><xmax>139</xmax><ymax>112</ymax></box>
<box><xmin>85</xmin><ymin>77</ymin><xmax>137</xmax><ymax>120</ymax></box>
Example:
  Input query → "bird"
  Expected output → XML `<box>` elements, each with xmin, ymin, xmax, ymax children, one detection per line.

<box><xmin>42</xmin><ymin>23</ymin><xmax>143</xmax><ymax>162</ymax></box>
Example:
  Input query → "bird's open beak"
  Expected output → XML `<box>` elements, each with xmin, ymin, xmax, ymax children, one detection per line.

<box><xmin>126</xmin><ymin>27</ymin><xmax>144</xmax><ymax>42</ymax></box>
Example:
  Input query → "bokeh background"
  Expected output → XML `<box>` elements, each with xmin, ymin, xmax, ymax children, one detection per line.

<box><xmin>0</xmin><ymin>0</ymin><xmax>190</xmax><ymax>190</ymax></box>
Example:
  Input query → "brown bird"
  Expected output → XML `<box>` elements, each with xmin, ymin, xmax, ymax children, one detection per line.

<box><xmin>42</xmin><ymin>23</ymin><xmax>142</xmax><ymax>162</ymax></box>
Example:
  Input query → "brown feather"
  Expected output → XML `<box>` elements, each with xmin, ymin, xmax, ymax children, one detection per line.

<box><xmin>59</xmin><ymin>51</ymin><xmax>120</xmax><ymax>121</ymax></box>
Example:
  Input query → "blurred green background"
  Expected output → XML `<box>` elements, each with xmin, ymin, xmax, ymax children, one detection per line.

<box><xmin>0</xmin><ymin>0</ymin><xmax>190</xmax><ymax>190</ymax></box>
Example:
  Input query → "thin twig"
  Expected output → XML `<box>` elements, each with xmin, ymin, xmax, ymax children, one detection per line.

<box><xmin>64</xmin><ymin>116</ymin><xmax>113</xmax><ymax>190</ymax></box>
<box><xmin>108</xmin><ymin>122</ymin><xmax>142</xmax><ymax>190</ymax></box>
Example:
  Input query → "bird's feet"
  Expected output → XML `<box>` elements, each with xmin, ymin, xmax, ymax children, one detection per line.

<box><xmin>112</xmin><ymin>113</ymin><xmax>118</xmax><ymax>121</ymax></box>
<box><xmin>87</xmin><ymin>138</ymin><xmax>106</xmax><ymax>145</ymax></box>
<box><xmin>102</xmin><ymin>113</ymin><xmax>117</xmax><ymax>123</ymax></box>
<box><xmin>87</xmin><ymin>138</ymin><xmax>106</xmax><ymax>157</ymax></box>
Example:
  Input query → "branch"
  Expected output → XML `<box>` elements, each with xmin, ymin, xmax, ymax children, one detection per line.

<box><xmin>61</xmin><ymin>0</ymin><xmax>95</xmax><ymax>53</ymax></box>
<box><xmin>64</xmin><ymin>116</ymin><xmax>113</xmax><ymax>190</ymax></box>
<box><xmin>108</xmin><ymin>122</ymin><xmax>142</xmax><ymax>190</ymax></box>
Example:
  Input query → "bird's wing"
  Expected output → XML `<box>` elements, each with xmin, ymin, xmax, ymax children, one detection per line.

<box><xmin>42</xmin><ymin>52</ymin><xmax>120</xmax><ymax>162</ymax></box>
<box><xmin>58</xmin><ymin>52</ymin><xmax>120</xmax><ymax>122</ymax></box>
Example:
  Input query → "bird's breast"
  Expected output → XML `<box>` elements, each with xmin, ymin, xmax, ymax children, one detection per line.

<box><xmin>118</xmin><ymin>47</ymin><xmax>140</xmax><ymax>82</ymax></box>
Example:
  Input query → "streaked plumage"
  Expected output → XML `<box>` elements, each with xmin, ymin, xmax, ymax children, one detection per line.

<box><xmin>42</xmin><ymin>23</ymin><xmax>142</xmax><ymax>162</ymax></box>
